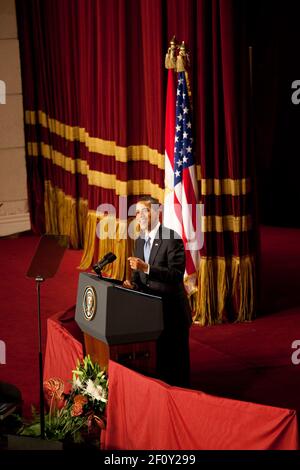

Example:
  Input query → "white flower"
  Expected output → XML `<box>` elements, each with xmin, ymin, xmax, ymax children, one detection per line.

<box><xmin>96</xmin><ymin>385</ymin><xmax>108</xmax><ymax>403</ymax></box>
<box><xmin>72</xmin><ymin>377</ymin><xmax>83</xmax><ymax>390</ymax></box>
<box><xmin>85</xmin><ymin>379</ymin><xmax>107</xmax><ymax>403</ymax></box>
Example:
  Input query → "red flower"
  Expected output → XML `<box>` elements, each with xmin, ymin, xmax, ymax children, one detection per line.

<box><xmin>71</xmin><ymin>402</ymin><xmax>85</xmax><ymax>417</ymax></box>
<box><xmin>43</xmin><ymin>378</ymin><xmax>65</xmax><ymax>414</ymax></box>
<box><xmin>74</xmin><ymin>395</ymin><xmax>88</xmax><ymax>406</ymax></box>
<box><xmin>43</xmin><ymin>378</ymin><xmax>64</xmax><ymax>402</ymax></box>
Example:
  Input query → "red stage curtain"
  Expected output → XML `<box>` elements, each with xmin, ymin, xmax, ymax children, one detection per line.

<box><xmin>16</xmin><ymin>0</ymin><xmax>257</xmax><ymax>324</ymax></box>
<box><xmin>104</xmin><ymin>360</ymin><xmax>298</xmax><ymax>450</ymax></box>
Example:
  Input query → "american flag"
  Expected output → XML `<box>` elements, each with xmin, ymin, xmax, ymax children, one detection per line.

<box><xmin>164</xmin><ymin>69</ymin><xmax>200</xmax><ymax>294</ymax></box>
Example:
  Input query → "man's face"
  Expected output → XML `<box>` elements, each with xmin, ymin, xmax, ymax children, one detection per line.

<box><xmin>135</xmin><ymin>201</ymin><xmax>159</xmax><ymax>232</ymax></box>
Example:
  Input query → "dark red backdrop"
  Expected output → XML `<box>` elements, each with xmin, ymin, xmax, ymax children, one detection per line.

<box><xmin>16</xmin><ymin>0</ymin><xmax>256</xmax><ymax>324</ymax></box>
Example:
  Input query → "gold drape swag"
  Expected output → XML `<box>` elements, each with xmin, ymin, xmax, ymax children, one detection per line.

<box><xmin>25</xmin><ymin>111</ymin><xmax>250</xmax><ymax>197</ymax></box>
<box><xmin>25</xmin><ymin>110</ymin><xmax>165</xmax><ymax>168</ymax></box>
<box><xmin>26</xmin><ymin>110</ymin><xmax>255</xmax><ymax>325</ymax></box>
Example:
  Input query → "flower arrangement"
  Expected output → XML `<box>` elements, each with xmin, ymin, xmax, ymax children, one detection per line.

<box><xmin>20</xmin><ymin>355</ymin><xmax>108</xmax><ymax>447</ymax></box>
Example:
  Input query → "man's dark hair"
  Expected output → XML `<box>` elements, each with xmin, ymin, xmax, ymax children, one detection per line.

<box><xmin>137</xmin><ymin>195</ymin><xmax>160</xmax><ymax>206</ymax></box>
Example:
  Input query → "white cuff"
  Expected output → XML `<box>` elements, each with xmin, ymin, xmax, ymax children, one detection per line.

<box><xmin>144</xmin><ymin>263</ymin><xmax>150</xmax><ymax>275</ymax></box>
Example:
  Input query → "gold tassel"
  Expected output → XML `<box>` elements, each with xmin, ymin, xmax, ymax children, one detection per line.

<box><xmin>57</xmin><ymin>191</ymin><xmax>79</xmax><ymax>249</ymax></box>
<box><xmin>165</xmin><ymin>36</ymin><xmax>177</xmax><ymax>70</ymax></box>
<box><xmin>194</xmin><ymin>256</ymin><xmax>255</xmax><ymax>326</ymax></box>
<box><xmin>44</xmin><ymin>181</ymin><xmax>58</xmax><ymax>235</ymax></box>
<box><xmin>195</xmin><ymin>258</ymin><xmax>218</xmax><ymax>325</ymax></box>
<box><xmin>176</xmin><ymin>41</ymin><xmax>190</xmax><ymax>72</ymax></box>
<box><xmin>232</xmin><ymin>256</ymin><xmax>255</xmax><ymax>322</ymax></box>
<box><xmin>79</xmin><ymin>212</ymin><xmax>97</xmax><ymax>269</ymax></box>
<box><xmin>44</xmin><ymin>181</ymin><xmax>81</xmax><ymax>249</ymax></box>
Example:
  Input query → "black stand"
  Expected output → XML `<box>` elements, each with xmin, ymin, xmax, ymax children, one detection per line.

<box><xmin>26</xmin><ymin>235</ymin><xmax>69</xmax><ymax>439</ymax></box>
<box><xmin>36</xmin><ymin>275</ymin><xmax>45</xmax><ymax>439</ymax></box>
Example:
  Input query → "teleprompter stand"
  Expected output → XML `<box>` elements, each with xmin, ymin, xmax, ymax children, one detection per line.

<box><xmin>26</xmin><ymin>234</ymin><xmax>69</xmax><ymax>439</ymax></box>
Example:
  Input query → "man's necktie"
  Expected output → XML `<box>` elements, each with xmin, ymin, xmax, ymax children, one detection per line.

<box><xmin>144</xmin><ymin>236</ymin><xmax>151</xmax><ymax>264</ymax></box>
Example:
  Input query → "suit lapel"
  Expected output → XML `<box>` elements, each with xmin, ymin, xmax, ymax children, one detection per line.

<box><xmin>135</xmin><ymin>238</ymin><xmax>145</xmax><ymax>260</ymax></box>
<box><xmin>148</xmin><ymin>226</ymin><xmax>162</xmax><ymax>265</ymax></box>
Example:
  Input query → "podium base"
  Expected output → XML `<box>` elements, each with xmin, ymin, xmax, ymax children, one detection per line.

<box><xmin>84</xmin><ymin>333</ymin><xmax>157</xmax><ymax>376</ymax></box>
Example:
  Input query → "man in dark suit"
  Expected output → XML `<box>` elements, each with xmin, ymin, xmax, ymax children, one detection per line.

<box><xmin>123</xmin><ymin>196</ymin><xmax>192</xmax><ymax>388</ymax></box>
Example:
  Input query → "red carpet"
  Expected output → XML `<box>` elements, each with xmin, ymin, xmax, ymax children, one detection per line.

<box><xmin>190</xmin><ymin>225</ymin><xmax>300</xmax><ymax>410</ymax></box>
<box><xmin>0</xmin><ymin>233</ymin><xmax>83</xmax><ymax>416</ymax></box>
<box><xmin>1</xmin><ymin>226</ymin><xmax>300</xmax><ymax>417</ymax></box>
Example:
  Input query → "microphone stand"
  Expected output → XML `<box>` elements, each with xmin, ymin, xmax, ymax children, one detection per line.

<box><xmin>92</xmin><ymin>253</ymin><xmax>116</xmax><ymax>279</ymax></box>
<box><xmin>92</xmin><ymin>265</ymin><xmax>103</xmax><ymax>279</ymax></box>
<box><xmin>36</xmin><ymin>275</ymin><xmax>45</xmax><ymax>439</ymax></box>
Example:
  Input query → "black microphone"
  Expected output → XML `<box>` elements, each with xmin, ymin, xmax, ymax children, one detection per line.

<box><xmin>93</xmin><ymin>252</ymin><xmax>116</xmax><ymax>276</ymax></box>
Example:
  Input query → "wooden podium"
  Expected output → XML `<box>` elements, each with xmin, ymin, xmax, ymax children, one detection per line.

<box><xmin>75</xmin><ymin>273</ymin><xmax>163</xmax><ymax>376</ymax></box>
